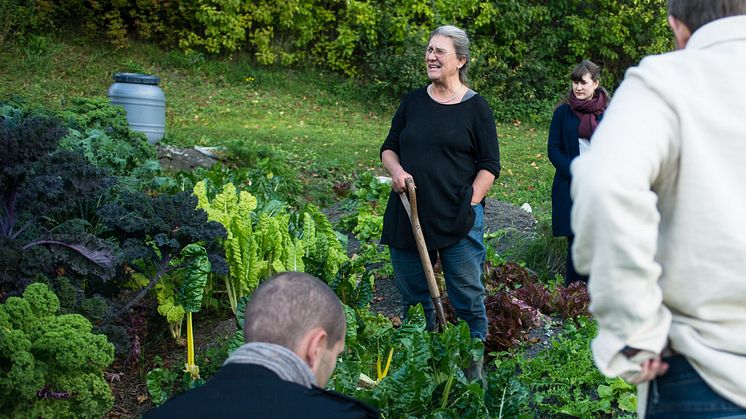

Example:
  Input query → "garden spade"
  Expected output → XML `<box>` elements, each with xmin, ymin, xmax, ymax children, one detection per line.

<box><xmin>399</xmin><ymin>178</ymin><xmax>448</xmax><ymax>328</ymax></box>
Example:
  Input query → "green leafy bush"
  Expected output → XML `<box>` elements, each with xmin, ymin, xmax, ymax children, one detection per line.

<box><xmin>0</xmin><ymin>283</ymin><xmax>115</xmax><ymax>418</ymax></box>
<box><xmin>16</xmin><ymin>1</ymin><xmax>670</xmax><ymax>121</ymax></box>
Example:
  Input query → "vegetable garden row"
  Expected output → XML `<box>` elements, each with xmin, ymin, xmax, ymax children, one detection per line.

<box><xmin>1</xmin><ymin>98</ymin><xmax>636</xmax><ymax>418</ymax></box>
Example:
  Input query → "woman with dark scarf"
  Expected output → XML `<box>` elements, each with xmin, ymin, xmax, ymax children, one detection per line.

<box><xmin>548</xmin><ymin>60</ymin><xmax>609</xmax><ymax>286</ymax></box>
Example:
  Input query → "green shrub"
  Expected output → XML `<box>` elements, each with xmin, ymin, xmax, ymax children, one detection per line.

<box><xmin>0</xmin><ymin>283</ymin><xmax>115</xmax><ymax>418</ymax></box>
<box><xmin>14</xmin><ymin>1</ymin><xmax>671</xmax><ymax>121</ymax></box>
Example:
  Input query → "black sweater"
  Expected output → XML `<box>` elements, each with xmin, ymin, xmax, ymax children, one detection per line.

<box><xmin>143</xmin><ymin>364</ymin><xmax>379</xmax><ymax>419</ymax></box>
<box><xmin>380</xmin><ymin>87</ymin><xmax>500</xmax><ymax>250</ymax></box>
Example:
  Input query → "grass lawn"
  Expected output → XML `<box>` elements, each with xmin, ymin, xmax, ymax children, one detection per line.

<box><xmin>0</xmin><ymin>34</ymin><xmax>554</xmax><ymax>218</ymax></box>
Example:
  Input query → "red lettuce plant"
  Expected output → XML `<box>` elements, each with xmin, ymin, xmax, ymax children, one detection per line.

<box><xmin>445</xmin><ymin>262</ymin><xmax>590</xmax><ymax>353</ymax></box>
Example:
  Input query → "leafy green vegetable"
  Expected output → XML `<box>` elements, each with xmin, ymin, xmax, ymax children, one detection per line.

<box><xmin>0</xmin><ymin>283</ymin><xmax>115</xmax><ymax>417</ymax></box>
<box><xmin>1</xmin><ymin>111</ymin><xmax>118</xmax><ymax>299</ymax></box>
<box><xmin>328</xmin><ymin>258</ymin><xmax>374</xmax><ymax>308</ymax></box>
<box><xmin>194</xmin><ymin>181</ymin><xmax>261</xmax><ymax>315</ymax></box>
<box><xmin>99</xmin><ymin>191</ymin><xmax>227</xmax><ymax>319</ymax></box>
<box><xmin>155</xmin><ymin>243</ymin><xmax>211</xmax><ymax>341</ymax></box>
<box><xmin>301</xmin><ymin>204</ymin><xmax>348</xmax><ymax>282</ymax></box>
<box><xmin>146</xmin><ymin>367</ymin><xmax>179</xmax><ymax>406</ymax></box>
<box><xmin>489</xmin><ymin>317</ymin><xmax>636</xmax><ymax>418</ymax></box>
<box><xmin>57</xmin><ymin>97</ymin><xmax>160</xmax><ymax>190</ymax></box>
<box><xmin>332</xmin><ymin>305</ymin><xmax>487</xmax><ymax>418</ymax></box>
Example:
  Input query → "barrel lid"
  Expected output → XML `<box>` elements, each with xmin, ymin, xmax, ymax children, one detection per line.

<box><xmin>113</xmin><ymin>72</ymin><xmax>161</xmax><ymax>85</ymax></box>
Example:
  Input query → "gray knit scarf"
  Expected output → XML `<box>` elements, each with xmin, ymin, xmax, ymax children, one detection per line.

<box><xmin>224</xmin><ymin>342</ymin><xmax>317</xmax><ymax>389</ymax></box>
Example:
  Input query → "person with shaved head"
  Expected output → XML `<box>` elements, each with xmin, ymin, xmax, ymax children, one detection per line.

<box><xmin>145</xmin><ymin>272</ymin><xmax>378</xmax><ymax>418</ymax></box>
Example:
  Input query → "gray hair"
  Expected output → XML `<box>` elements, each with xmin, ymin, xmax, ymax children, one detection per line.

<box><xmin>668</xmin><ymin>0</ymin><xmax>746</xmax><ymax>33</ymax></box>
<box><xmin>429</xmin><ymin>25</ymin><xmax>470</xmax><ymax>83</ymax></box>
<box><xmin>243</xmin><ymin>272</ymin><xmax>345</xmax><ymax>350</ymax></box>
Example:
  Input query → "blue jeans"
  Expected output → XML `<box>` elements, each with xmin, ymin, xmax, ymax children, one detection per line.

<box><xmin>390</xmin><ymin>203</ymin><xmax>487</xmax><ymax>340</ymax></box>
<box><xmin>646</xmin><ymin>355</ymin><xmax>746</xmax><ymax>418</ymax></box>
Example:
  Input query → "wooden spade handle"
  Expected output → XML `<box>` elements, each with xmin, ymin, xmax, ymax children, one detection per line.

<box><xmin>401</xmin><ymin>178</ymin><xmax>447</xmax><ymax>327</ymax></box>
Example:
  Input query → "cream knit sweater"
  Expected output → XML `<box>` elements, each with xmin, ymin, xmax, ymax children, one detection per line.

<box><xmin>571</xmin><ymin>15</ymin><xmax>746</xmax><ymax>415</ymax></box>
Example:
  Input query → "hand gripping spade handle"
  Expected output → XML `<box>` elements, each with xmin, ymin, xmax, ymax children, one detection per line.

<box><xmin>398</xmin><ymin>178</ymin><xmax>448</xmax><ymax>328</ymax></box>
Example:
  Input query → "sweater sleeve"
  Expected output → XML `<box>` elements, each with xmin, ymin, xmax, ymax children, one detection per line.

<box><xmin>472</xmin><ymin>96</ymin><xmax>500</xmax><ymax>177</ymax></box>
<box><xmin>380</xmin><ymin>98</ymin><xmax>407</xmax><ymax>158</ymax></box>
<box><xmin>570</xmin><ymin>66</ymin><xmax>677</xmax><ymax>379</ymax></box>
<box><xmin>547</xmin><ymin>105</ymin><xmax>573</xmax><ymax>180</ymax></box>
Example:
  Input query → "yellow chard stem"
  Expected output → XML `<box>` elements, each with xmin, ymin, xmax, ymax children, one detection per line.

<box><xmin>187</xmin><ymin>312</ymin><xmax>194</xmax><ymax>366</ymax></box>
<box><xmin>184</xmin><ymin>312</ymin><xmax>200</xmax><ymax>380</ymax></box>
<box><xmin>382</xmin><ymin>348</ymin><xmax>393</xmax><ymax>378</ymax></box>
<box><xmin>376</xmin><ymin>347</ymin><xmax>394</xmax><ymax>383</ymax></box>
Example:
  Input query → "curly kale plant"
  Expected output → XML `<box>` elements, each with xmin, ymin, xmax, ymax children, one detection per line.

<box><xmin>1</xmin><ymin>113</ymin><xmax>118</xmax><ymax>299</ymax></box>
<box><xmin>99</xmin><ymin>191</ymin><xmax>227</xmax><ymax>318</ymax></box>
<box><xmin>57</xmin><ymin>97</ymin><xmax>161</xmax><ymax>190</ymax></box>
<box><xmin>0</xmin><ymin>283</ymin><xmax>115</xmax><ymax>418</ymax></box>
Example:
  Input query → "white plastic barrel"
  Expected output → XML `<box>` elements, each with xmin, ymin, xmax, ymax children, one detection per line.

<box><xmin>107</xmin><ymin>73</ymin><xmax>165</xmax><ymax>144</ymax></box>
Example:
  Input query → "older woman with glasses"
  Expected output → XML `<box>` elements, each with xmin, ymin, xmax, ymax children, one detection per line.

<box><xmin>379</xmin><ymin>25</ymin><xmax>500</xmax><ymax>376</ymax></box>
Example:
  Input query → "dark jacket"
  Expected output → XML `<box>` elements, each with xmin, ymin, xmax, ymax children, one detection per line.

<box><xmin>547</xmin><ymin>103</ymin><xmax>603</xmax><ymax>237</ymax></box>
<box><xmin>380</xmin><ymin>87</ymin><xmax>500</xmax><ymax>250</ymax></box>
<box><xmin>143</xmin><ymin>363</ymin><xmax>379</xmax><ymax>419</ymax></box>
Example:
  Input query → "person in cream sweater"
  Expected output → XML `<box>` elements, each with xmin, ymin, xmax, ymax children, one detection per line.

<box><xmin>570</xmin><ymin>0</ymin><xmax>746</xmax><ymax>417</ymax></box>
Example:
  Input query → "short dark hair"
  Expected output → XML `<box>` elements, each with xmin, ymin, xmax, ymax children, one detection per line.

<box><xmin>668</xmin><ymin>0</ymin><xmax>746</xmax><ymax>33</ymax></box>
<box><xmin>243</xmin><ymin>272</ymin><xmax>345</xmax><ymax>350</ymax></box>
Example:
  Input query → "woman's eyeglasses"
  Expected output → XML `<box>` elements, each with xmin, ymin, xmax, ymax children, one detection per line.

<box><xmin>425</xmin><ymin>47</ymin><xmax>454</xmax><ymax>58</ymax></box>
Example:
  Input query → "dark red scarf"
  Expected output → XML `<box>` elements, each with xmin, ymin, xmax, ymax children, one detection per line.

<box><xmin>568</xmin><ymin>90</ymin><xmax>608</xmax><ymax>139</ymax></box>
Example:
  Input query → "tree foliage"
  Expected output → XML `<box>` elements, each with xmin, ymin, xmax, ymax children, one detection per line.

<box><xmin>8</xmin><ymin>0</ymin><xmax>671</xmax><ymax>120</ymax></box>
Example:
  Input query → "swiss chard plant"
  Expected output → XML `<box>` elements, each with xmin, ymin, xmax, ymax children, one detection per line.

<box><xmin>193</xmin><ymin>180</ymin><xmax>261</xmax><ymax>316</ymax></box>
<box><xmin>332</xmin><ymin>305</ymin><xmax>488</xmax><ymax>418</ymax></box>
<box><xmin>155</xmin><ymin>243</ymin><xmax>211</xmax><ymax>342</ymax></box>
<box><xmin>300</xmin><ymin>204</ymin><xmax>348</xmax><ymax>283</ymax></box>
